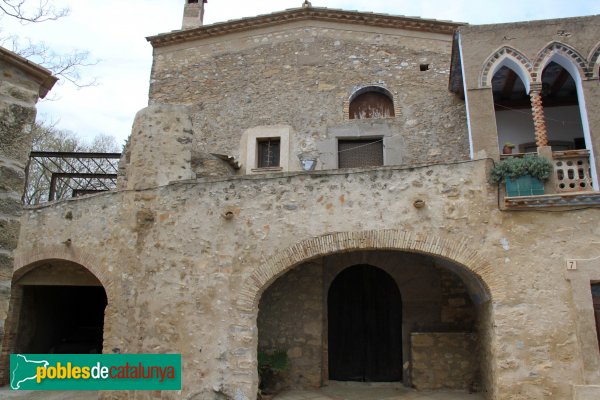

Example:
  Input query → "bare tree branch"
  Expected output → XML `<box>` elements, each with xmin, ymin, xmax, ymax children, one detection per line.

<box><xmin>0</xmin><ymin>0</ymin><xmax>68</xmax><ymax>23</ymax></box>
<box><xmin>0</xmin><ymin>1</ymin><xmax>99</xmax><ymax>88</ymax></box>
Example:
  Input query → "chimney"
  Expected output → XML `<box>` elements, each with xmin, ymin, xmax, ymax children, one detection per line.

<box><xmin>182</xmin><ymin>0</ymin><xmax>206</xmax><ymax>30</ymax></box>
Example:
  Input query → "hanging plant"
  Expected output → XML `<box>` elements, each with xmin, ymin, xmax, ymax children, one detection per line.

<box><xmin>490</xmin><ymin>156</ymin><xmax>554</xmax><ymax>184</ymax></box>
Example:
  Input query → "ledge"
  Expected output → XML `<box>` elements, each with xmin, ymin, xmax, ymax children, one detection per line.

<box><xmin>504</xmin><ymin>191</ymin><xmax>600</xmax><ymax>209</ymax></box>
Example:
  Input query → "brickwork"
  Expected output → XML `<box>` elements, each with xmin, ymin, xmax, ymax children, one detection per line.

<box><xmin>479</xmin><ymin>46</ymin><xmax>533</xmax><ymax>88</ymax></box>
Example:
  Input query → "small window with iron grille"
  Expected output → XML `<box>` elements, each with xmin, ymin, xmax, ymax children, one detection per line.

<box><xmin>338</xmin><ymin>138</ymin><xmax>383</xmax><ymax>168</ymax></box>
<box><xmin>257</xmin><ymin>138</ymin><xmax>281</xmax><ymax>168</ymax></box>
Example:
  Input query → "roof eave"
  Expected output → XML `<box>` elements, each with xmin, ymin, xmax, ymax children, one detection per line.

<box><xmin>0</xmin><ymin>46</ymin><xmax>58</xmax><ymax>99</ymax></box>
<box><xmin>147</xmin><ymin>7</ymin><xmax>466</xmax><ymax>48</ymax></box>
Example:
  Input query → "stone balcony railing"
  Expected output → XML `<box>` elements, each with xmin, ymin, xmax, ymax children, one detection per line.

<box><xmin>552</xmin><ymin>149</ymin><xmax>593</xmax><ymax>193</ymax></box>
<box><xmin>500</xmin><ymin>148</ymin><xmax>600</xmax><ymax>209</ymax></box>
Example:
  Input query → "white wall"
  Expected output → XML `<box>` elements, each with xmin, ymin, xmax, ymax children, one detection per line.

<box><xmin>496</xmin><ymin>105</ymin><xmax>584</xmax><ymax>152</ymax></box>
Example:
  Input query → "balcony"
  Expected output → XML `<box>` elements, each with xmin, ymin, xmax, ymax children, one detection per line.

<box><xmin>499</xmin><ymin>149</ymin><xmax>600</xmax><ymax>209</ymax></box>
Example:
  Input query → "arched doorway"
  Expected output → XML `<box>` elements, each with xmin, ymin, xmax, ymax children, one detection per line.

<box><xmin>5</xmin><ymin>260</ymin><xmax>107</xmax><ymax>356</ymax></box>
<box><xmin>328</xmin><ymin>264</ymin><xmax>402</xmax><ymax>382</ymax></box>
<box><xmin>246</xmin><ymin>230</ymin><xmax>499</xmax><ymax>399</ymax></box>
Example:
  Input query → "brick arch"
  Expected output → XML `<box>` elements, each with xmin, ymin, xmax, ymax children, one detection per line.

<box><xmin>237</xmin><ymin>230</ymin><xmax>503</xmax><ymax>313</ymax></box>
<box><xmin>533</xmin><ymin>41</ymin><xmax>588</xmax><ymax>83</ymax></box>
<box><xmin>479</xmin><ymin>46</ymin><xmax>533</xmax><ymax>88</ymax></box>
<box><xmin>588</xmin><ymin>42</ymin><xmax>600</xmax><ymax>79</ymax></box>
<box><xmin>343</xmin><ymin>84</ymin><xmax>400</xmax><ymax>120</ymax></box>
<box><xmin>13</xmin><ymin>245</ymin><xmax>114</xmax><ymax>300</ymax></box>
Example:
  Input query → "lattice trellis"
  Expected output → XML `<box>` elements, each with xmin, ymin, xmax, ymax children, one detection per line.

<box><xmin>23</xmin><ymin>152</ymin><xmax>121</xmax><ymax>205</ymax></box>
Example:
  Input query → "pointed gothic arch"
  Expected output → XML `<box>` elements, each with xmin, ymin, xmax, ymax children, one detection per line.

<box><xmin>480</xmin><ymin>46</ymin><xmax>533</xmax><ymax>91</ymax></box>
<box><xmin>533</xmin><ymin>41</ymin><xmax>588</xmax><ymax>83</ymax></box>
<box><xmin>588</xmin><ymin>42</ymin><xmax>600</xmax><ymax>79</ymax></box>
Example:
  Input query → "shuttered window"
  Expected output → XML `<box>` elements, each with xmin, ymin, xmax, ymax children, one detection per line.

<box><xmin>338</xmin><ymin>139</ymin><xmax>383</xmax><ymax>168</ymax></box>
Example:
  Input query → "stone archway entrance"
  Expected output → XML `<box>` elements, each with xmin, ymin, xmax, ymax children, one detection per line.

<box><xmin>328</xmin><ymin>264</ymin><xmax>402</xmax><ymax>382</ymax></box>
<box><xmin>240</xmin><ymin>230</ymin><xmax>501</xmax><ymax>399</ymax></box>
<box><xmin>1</xmin><ymin>260</ymin><xmax>108</xmax><ymax>384</ymax></box>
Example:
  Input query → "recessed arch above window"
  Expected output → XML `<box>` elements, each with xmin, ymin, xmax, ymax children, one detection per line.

<box><xmin>348</xmin><ymin>86</ymin><xmax>395</xmax><ymax>120</ymax></box>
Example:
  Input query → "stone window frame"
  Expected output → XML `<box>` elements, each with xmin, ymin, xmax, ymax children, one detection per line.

<box><xmin>343</xmin><ymin>85</ymin><xmax>400</xmax><ymax>121</ymax></box>
<box><xmin>241</xmin><ymin>125</ymin><xmax>291</xmax><ymax>174</ymax></box>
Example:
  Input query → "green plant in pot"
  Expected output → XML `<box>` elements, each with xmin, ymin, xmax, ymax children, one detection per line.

<box><xmin>490</xmin><ymin>155</ymin><xmax>554</xmax><ymax>196</ymax></box>
<box><xmin>257</xmin><ymin>350</ymin><xmax>288</xmax><ymax>399</ymax></box>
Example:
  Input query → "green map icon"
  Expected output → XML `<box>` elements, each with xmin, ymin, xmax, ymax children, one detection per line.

<box><xmin>10</xmin><ymin>354</ymin><xmax>49</xmax><ymax>390</ymax></box>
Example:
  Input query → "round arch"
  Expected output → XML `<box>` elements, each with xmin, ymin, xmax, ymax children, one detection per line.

<box><xmin>480</xmin><ymin>46</ymin><xmax>533</xmax><ymax>91</ymax></box>
<box><xmin>238</xmin><ymin>229</ymin><xmax>502</xmax><ymax>313</ymax></box>
<box><xmin>349</xmin><ymin>85</ymin><xmax>394</xmax><ymax>103</ymax></box>
<box><xmin>13</xmin><ymin>245</ymin><xmax>113</xmax><ymax>298</ymax></box>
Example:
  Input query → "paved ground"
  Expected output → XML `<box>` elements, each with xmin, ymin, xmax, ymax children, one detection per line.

<box><xmin>273</xmin><ymin>382</ymin><xmax>484</xmax><ymax>400</ymax></box>
<box><xmin>0</xmin><ymin>388</ymin><xmax>98</xmax><ymax>399</ymax></box>
<box><xmin>0</xmin><ymin>382</ymin><xmax>483</xmax><ymax>399</ymax></box>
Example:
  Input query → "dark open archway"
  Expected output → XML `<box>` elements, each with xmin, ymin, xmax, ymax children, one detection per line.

<box><xmin>5</xmin><ymin>260</ymin><xmax>107</xmax><ymax>356</ymax></box>
<box><xmin>328</xmin><ymin>264</ymin><xmax>402</xmax><ymax>382</ymax></box>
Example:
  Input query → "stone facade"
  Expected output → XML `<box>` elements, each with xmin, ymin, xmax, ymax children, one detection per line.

<box><xmin>0</xmin><ymin>46</ymin><xmax>56</xmax><ymax>379</ymax></box>
<box><xmin>411</xmin><ymin>332</ymin><xmax>477</xmax><ymax>390</ymax></box>
<box><xmin>2</xmin><ymin>4</ymin><xmax>600</xmax><ymax>400</ymax></box>
<box><xmin>147</xmin><ymin>14</ymin><xmax>468</xmax><ymax>172</ymax></box>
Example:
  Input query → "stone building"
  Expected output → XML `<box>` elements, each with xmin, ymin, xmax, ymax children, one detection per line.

<box><xmin>0</xmin><ymin>46</ymin><xmax>56</xmax><ymax>376</ymax></box>
<box><xmin>2</xmin><ymin>1</ymin><xmax>600</xmax><ymax>399</ymax></box>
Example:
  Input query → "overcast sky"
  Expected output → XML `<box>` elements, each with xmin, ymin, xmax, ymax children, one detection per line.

<box><xmin>3</xmin><ymin>0</ymin><xmax>600</xmax><ymax>146</ymax></box>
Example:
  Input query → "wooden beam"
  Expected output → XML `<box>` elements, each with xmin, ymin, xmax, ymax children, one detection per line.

<box><xmin>501</xmin><ymin>69</ymin><xmax>518</xmax><ymax>98</ymax></box>
<box><xmin>549</xmin><ymin>68</ymin><xmax>570</xmax><ymax>96</ymax></box>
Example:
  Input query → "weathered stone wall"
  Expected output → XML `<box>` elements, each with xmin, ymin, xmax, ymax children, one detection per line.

<box><xmin>411</xmin><ymin>332</ymin><xmax>477</xmax><ymax>390</ymax></box>
<box><xmin>8</xmin><ymin>153</ymin><xmax>600</xmax><ymax>399</ymax></box>
<box><xmin>257</xmin><ymin>261</ymin><xmax>323</xmax><ymax>390</ymax></box>
<box><xmin>0</xmin><ymin>47</ymin><xmax>54</xmax><ymax>377</ymax></box>
<box><xmin>148</xmin><ymin>21</ymin><xmax>469</xmax><ymax>170</ymax></box>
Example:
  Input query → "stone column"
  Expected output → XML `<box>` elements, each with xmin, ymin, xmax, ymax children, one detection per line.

<box><xmin>0</xmin><ymin>47</ymin><xmax>56</xmax><ymax>383</ymax></box>
<box><xmin>529</xmin><ymin>83</ymin><xmax>548</xmax><ymax>148</ymax></box>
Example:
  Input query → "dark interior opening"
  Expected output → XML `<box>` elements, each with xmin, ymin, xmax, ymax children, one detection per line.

<box><xmin>591</xmin><ymin>283</ymin><xmax>600</xmax><ymax>352</ymax></box>
<box><xmin>17</xmin><ymin>285</ymin><xmax>107</xmax><ymax>354</ymax></box>
<box><xmin>328</xmin><ymin>264</ymin><xmax>402</xmax><ymax>382</ymax></box>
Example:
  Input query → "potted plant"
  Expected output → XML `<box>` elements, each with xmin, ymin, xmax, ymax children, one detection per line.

<box><xmin>502</xmin><ymin>142</ymin><xmax>516</xmax><ymax>155</ymax></box>
<box><xmin>490</xmin><ymin>155</ymin><xmax>554</xmax><ymax>196</ymax></box>
<box><xmin>257</xmin><ymin>350</ymin><xmax>288</xmax><ymax>399</ymax></box>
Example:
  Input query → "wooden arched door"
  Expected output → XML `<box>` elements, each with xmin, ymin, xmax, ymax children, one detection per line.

<box><xmin>328</xmin><ymin>264</ymin><xmax>402</xmax><ymax>381</ymax></box>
